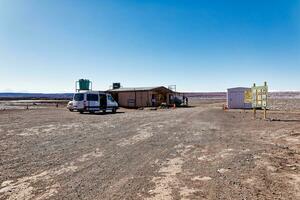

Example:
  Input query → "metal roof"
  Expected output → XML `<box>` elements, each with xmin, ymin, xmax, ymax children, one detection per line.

<box><xmin>227</xmin><ymin>87</ymin><xmax>250</xmax><ymax>91</ymax></box>
<box><xmin>108</xmin><ymin>86</ymin><xmax>173</xmax><ymax>92</ymax></box>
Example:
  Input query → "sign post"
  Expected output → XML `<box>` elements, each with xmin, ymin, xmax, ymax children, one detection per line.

<box><xmin>252</xmin><ymin>82</ymin><xmax>268</xmax><ymax>120</ymax></box>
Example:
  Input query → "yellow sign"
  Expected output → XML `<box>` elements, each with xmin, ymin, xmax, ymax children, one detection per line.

<box><xmin>244</xmin><ymin>90</ymin><xmax>252</xmax><ymax>103</ymax></box>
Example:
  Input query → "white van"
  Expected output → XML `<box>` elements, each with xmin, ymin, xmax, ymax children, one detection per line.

<box><xmin>72</xmin><ymin>91</ymin><xmax>118</xmax><ymax>114</ymax></box>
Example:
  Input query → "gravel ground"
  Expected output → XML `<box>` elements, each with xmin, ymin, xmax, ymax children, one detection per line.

<box><xmin>0</xmin><ymin>100</ymin><xmax>299</xmax><ymax>200</ymax></box>
<box><xmin>269</xmin><ymin>98</ymin><xmax>300</xmax><ymax>111</ymax></box>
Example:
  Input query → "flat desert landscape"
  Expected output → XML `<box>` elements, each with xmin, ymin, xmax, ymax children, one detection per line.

<box><xmin>0</xmin><ymin>98</ymin><xmax>300</xmax><ymax>199</ymax></box>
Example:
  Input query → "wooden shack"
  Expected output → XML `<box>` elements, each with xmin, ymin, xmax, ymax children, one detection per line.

<box><xmin>108</xmin><ymin>86</ymin><xmax>174</xmax><ymax>108</ymax></box>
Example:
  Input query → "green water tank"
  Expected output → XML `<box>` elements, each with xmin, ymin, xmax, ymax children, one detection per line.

<box><xmin>78</xmin><ymin>79</ymin><xmax>90</xmax><ymax>90</ymax></box>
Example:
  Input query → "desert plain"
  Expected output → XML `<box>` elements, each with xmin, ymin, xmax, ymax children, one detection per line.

<box><xmin>0</xmin><ymin>97</ymin><xmax>299</xmax><ymax>199</ymax></box>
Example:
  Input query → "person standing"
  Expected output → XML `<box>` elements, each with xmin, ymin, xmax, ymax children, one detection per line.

<box><xmin>152</xmin><ymin>97</ymin><xmax>156</xmax><ymax>107</ymax></box>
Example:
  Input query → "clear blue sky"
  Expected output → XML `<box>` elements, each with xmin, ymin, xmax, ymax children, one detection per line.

<box><xmin>0</xmin><ymin>0</ymin><xmax>299</xmax><ymax>92</ymax></box>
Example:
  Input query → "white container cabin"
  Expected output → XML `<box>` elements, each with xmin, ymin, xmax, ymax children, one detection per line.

<box><xmin>227</xmin><ymin>87</ymin><xmax>252</xmax><ymax>109</ymax></box>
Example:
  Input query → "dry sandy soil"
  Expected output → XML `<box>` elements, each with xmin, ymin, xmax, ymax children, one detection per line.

<box><xmin>0</xmin><ymin>100</ymin><xmax>300</xmax><ymax>200</ymax></box>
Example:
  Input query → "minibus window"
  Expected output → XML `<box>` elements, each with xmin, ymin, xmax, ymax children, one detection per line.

<box><xmin>74</xmin><ymin>94</ymin><xmax>84</xmax><ymax>101</ymax></box>
<box><xmin>87</xmin><ymin>94</ymin><xmax>99</xmax><ymax>101</ymax></box>
<box><xmin>108</xmin><ymin>95</ymin><xmax>115</xmax><ymax>102</ymax></box>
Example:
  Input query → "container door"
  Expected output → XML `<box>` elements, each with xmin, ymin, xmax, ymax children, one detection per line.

<box><xmin>238</xmin><ymin>92</ymin><xmax>243</xmax><ymax>108</ymax></box>
<box><xmin>234</xmin><ymin>92</ymin><xmax>244</xmax><ymax>108</ymax></box>
<box><xmin>229</xmin><ymin>92</ymin><xmax>240</xmax><ymax>109</ymax></box>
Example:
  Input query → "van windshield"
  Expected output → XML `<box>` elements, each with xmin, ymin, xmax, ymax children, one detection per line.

<box><xmin>74</xmin><ymin>93</ymin><xmax>84</xmax><ymax>101</ymax></box>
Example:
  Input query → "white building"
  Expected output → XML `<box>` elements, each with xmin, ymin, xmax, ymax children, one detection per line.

<box><xmin>227</xmin><ymin>87</ymin><xmax>252</xmax><ymax>109</ymax></box>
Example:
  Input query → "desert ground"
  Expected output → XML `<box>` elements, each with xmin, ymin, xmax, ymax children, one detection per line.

<box><xmin>0</xmin><ymin>99</ymin><xmax>300</xmax><ymax>199</ymax></box>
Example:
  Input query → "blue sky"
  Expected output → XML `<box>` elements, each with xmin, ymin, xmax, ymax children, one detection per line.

<box><xmin>0</xmin><ymin>0</ymin><xmax>299</xmax><ymax>92</ymax></box>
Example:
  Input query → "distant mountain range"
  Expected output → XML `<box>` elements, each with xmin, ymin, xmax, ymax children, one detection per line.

<box><xmin>184</xmin><ymin>92</ymin><xmax>300</xmax><ymax>99</ymax></box>
<box><xmin>0</xmin><ymin>93</ymin><xmax>74</xmax><ymax>100</ymax></box>
<box><xmin>184</xmin><ymin>92</ymin><xmax>226</xmax><ymax>99</ymax></box>
<box><xmin>0</xmin><ymin>91</ymin><xmax>299</xmax><ymax>100</ymax></box>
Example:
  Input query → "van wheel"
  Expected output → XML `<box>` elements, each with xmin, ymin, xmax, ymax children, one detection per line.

<box><xmin>89</xmin><ymin>111</ymin><xmax>95</xmax><ymax>114</ymax></box>
<box><xmin>112</xmin><ymin>108</ymin><xmax>116</xmax><ymax>113</ymax></box>
<box><xmin>79</xmin><ymin>111</ymin><xmax>84</xmax><ymax>114</ymax></box>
